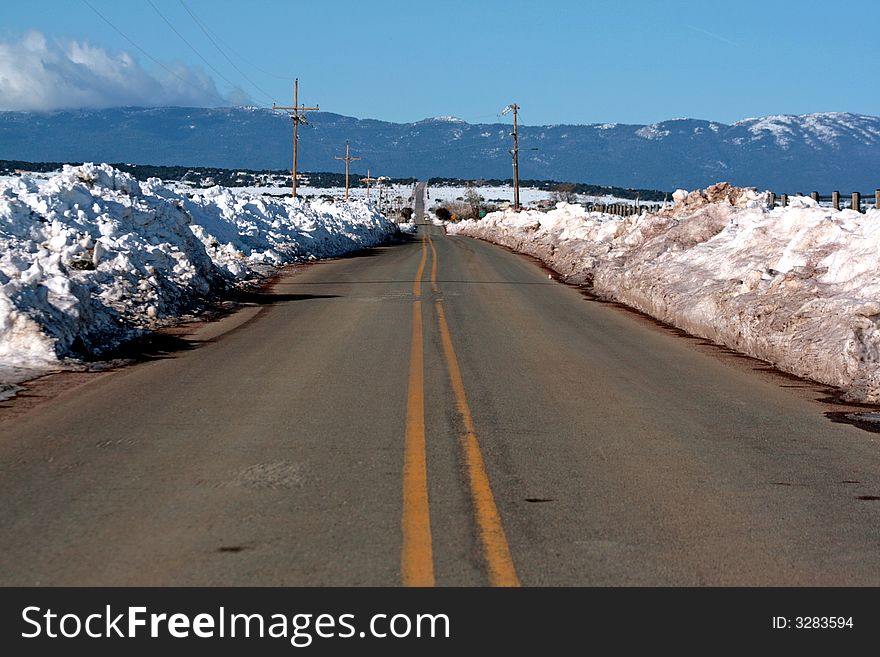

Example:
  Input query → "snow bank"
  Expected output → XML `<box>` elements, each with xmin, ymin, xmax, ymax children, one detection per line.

<box><xmin>448</xmin><ymin>182</ymin><xmax>880</xmax><ymax>402</ymax></box>
<box><xmin>0</xmin><ymin>164</ymin><xmax>398</xmax><ymax>376</ymax></box>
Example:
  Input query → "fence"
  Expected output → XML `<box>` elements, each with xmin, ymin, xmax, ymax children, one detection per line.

<box><xmin>585</xmin><ymin>202</ymin><xmax>663</xmax><ymax>217</ymax></box>
<box><xmin>768</xmin><ymin>190</ymin><xmax>880</xmax><ymax>212</ymax></box>
<box><xmin>589</xmin><ymin>190</ymin><xmax>880</xmax><ymax>217</ymax></box>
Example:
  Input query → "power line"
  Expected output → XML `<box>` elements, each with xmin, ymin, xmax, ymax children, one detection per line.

<box><xmin>145</xmin><ymin>0</ymin><xmax>245</xmax><ymax>103</ymax></box>
<box><xmin>177</xmin><ymin>1</ymin><xmax>292</xmax><ymax>82</ymax></box>
<box><xmin>178</xmin><ymin>0</ymin><xmax>276</xmax><ymax>104</ymax></box>
<box><xmin>360</xmin><ymin>170</ymin><xmax>377</xmax><ymax>201</ymax></box>
<box><xmin>80</xmin><ymin>0</ymin><xmax>229</xmax><ymax>106</ymax></box>
<box><xmin>334</xmin><ymin>142</ymin><xmax>361</xmax><ymax>200</ymax></box>
<box><xmin>273</xmin><ymin>79</ymin><xmax>320</xmax><ymax>198</ymax></box>
<box><xmin>357</xmin><ymin>140</ymin><xmax>509</xmax><ymax>155</ymax></box>
<box><xmin>502</xmin><ymin>103</ymin><xmax>520</xmax><ymax>210</ymax></box>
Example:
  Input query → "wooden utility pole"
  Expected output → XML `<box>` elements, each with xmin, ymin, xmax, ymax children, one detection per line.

<box><xmin>360</xmin><ymin>169</ymin><xmax>377</xmax><ymax>202</ymax></box>
<box><xmin>272</xmin><ymin>78</ymin><xmax>319</xmax><ymax>198</ymax></box>
<box><xmin>502</xmin><ymin>103</ymin><xmax>520</xmax><ymax>211</ymax></box>
<box><xmin>335</xmin><ymin>142</ymin><xmax>361</xmax><ymax>201</ymax></box>
<box><xmin>377</xmin><ymin>176</ymin><xmax>390</xmax><ymax>212</ymax></box>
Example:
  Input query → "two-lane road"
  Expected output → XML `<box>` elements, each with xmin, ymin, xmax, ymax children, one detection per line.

<box><xmin>1</xmin><ymin>200</ymin><xmax>880</xmax><ymax>585</ymax></box>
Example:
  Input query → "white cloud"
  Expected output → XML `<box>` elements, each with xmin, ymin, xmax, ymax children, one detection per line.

<box><xmin>0</xmin><ymin>31</ymin><xmax>242</xmax><ymax>110</ymax></box>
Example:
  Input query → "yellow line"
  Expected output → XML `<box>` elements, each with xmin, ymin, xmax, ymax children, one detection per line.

<box><xmin>434</xmin><ymin>300</ymin><xmax>521</xmax><ymax>587</ymax></box>
<box><xmin>413</xmin><ymin>226</ymin><xmax>428</xmax><ymax>297</ymax></box>
<box><xmin>404</xmin><ymin>224</ymin><xmax>518</xmax><ymax>586</ymax></box>
<box><xmin>401</xmin><ymin>225</ymin><xmax>433</xmax><ymax>585</ymax></box>
<box><xmin>427</xmin><ymin>228</ymin><xmax>438</xmax><ymax>294</ymax></box>
<box><xmin>401</xmin><ymin>300</ymin><xmax>434</xmax><ymax>586</ymax></box>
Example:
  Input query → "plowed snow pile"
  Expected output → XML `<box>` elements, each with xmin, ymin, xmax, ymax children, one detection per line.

<box><xmin>0</xmin><ymin>164</ymin><xmax>398</xmax><ymax>388</ymax></box>
<box><xmin>448</xmin><ymin>182</ymin><xmax>880</xmax><ymax>402</ymax></box>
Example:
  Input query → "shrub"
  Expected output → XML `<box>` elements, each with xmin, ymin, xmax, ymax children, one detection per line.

<box><xmin>550</xmin><ymin>183</ymin><xmax>579</xmax><ymax>204</ymax></box>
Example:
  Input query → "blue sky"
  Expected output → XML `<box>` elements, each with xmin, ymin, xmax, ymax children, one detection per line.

<box><xmin>1</xmin><ymin>0</ymin><xmax>877</xmax><ymax>125</ymax></box>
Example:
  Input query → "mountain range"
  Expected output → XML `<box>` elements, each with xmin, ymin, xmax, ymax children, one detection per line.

<box><xmin>1</xmin><ymin>107</ymin><xmax>879</xmax><ymax>192</ymax></box>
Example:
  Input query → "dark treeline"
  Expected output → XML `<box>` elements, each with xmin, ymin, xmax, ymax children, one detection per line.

<box><xmin>0</xmin><ymin>160</ymin><xmax>417</xmax><ymax>189</ymax></box>
<box><xmin>1</xmin><ymin>160</ymin><xmax>665</xmax><ymax>199</ymax></box>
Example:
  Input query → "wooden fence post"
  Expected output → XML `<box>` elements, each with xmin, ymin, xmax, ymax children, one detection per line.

<box><xmin>852</xmin><ymin>192</ymin><xmax>861</xmax><ymax>212</ymax></box>
<box><xmin>768</xmin><ymin>192</ymin><xmax>776</xmax><ymax>208</ymax></box>
<box><xmin>810</xmin><ymin>191</ymin><xmax>819</xmax><ymax>203</ymax></box>
<box><xmin>781</xmin><ymin>194</ymin><xmax>788</xmax><ymax>208</ymax></box>
<box><xmin>875</xmin><ymin>189</ymin><xmax>880</xmax><ymax>210</ymax></box>
<box><xmin>832</xmin><ymin>191</ymin><xmax>840</xmax><ymax>211</ymax></box>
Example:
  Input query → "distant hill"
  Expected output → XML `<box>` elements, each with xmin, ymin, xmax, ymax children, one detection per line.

<box><xmin>2</xmin><ymin>107</ymin><xmax>879</xmax><ymax>191</ymax></box>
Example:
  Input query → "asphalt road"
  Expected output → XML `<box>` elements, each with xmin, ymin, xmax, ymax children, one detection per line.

<box><xmin>1</xmin><ymin>190</ymin><xmax>880</xmax><ymax>585</ymax></box>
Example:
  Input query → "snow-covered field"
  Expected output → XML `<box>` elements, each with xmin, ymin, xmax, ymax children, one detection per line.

<box><xmin>427</xmin><ymin>185</ymin><xmax>552</xmax><ymax>207</ymax></box>
<box><xmin>448</xmin><ymin>183</ymin><xmax>880</xmax><ymax>403</ymax></box>
<box><xmin>0</xmin><ymin>164</ymin><xmax>400</xmax><ymax>393</ymax></box>
<box><xmin>426</xmin><ymin>185</ymin><xmax>651</xmax><ymax>209</ymax></box>
<box><xmin>179</xmin><ymin>180</ymin><xmax>643</xmax><ymax>213</ymax></box>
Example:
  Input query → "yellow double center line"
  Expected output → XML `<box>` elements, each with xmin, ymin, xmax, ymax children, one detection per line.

<box><xmin>401</xmin><ymin>225</ymin><xmax>520</xmax><ymax>587</ymax></box>
<box><xmin>401</xmin><ymin>232</ymin><xmax>432</xmax><ymax>586</ymax></box>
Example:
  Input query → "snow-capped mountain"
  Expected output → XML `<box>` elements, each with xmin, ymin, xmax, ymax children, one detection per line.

<box><xmin>2</xmin><ymin>107</ymin><xmax>879</xmax><ymax>191</ymax></box>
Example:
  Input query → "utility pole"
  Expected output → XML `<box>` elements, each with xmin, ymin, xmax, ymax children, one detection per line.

<box><xmin>502</xmin><ymin>103</ymin><xmax>520</xmax><ymax>211</ymax></box>
<box><xmin>272</xmin><ymin>79</ymin><xmax>319</xmax><ymax>198</ymax></box>
<box><xmin>377</xmin><ymin>176</ymin><xmax>390</xmax><ymax>212</ymax></box>
<box><xmin>360</xmin><ymin>169</ymin><xmax>377</xmax><ymax>202</ymax></box>
<box><xmin>335</xmin><ymin>142</ymin><xmax>361</xmax><ymax>201</ymax></box>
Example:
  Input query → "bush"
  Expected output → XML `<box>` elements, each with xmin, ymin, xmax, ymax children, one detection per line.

<box><xmin>443</xmin><ymin>201</ymin><xmax>471</xmax><ymax>221</ymax></box>
<box><xmin>550</xmin><ymin>183</ymin><xmax>579</xmax><ymax>204</ymax></box>
<box><xmin>435</xmin><ymin>207</ymin><xmax>452</xmax><ymax>222</ymax></box>
<box><xmin>464</xmin><ymin>187</ymin><xmax>483</xmax><ymax>218</ymax></box>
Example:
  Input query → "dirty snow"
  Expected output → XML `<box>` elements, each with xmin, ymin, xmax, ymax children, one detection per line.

<box><xmin>0</xmin><ymin>163</ymin><xmax>399</xmax><ymax>385</ymax></box>
<box><xmin>448</xmin><ymin>182</ymin><xmax>880</xmax><ymax>402</ymax></box>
